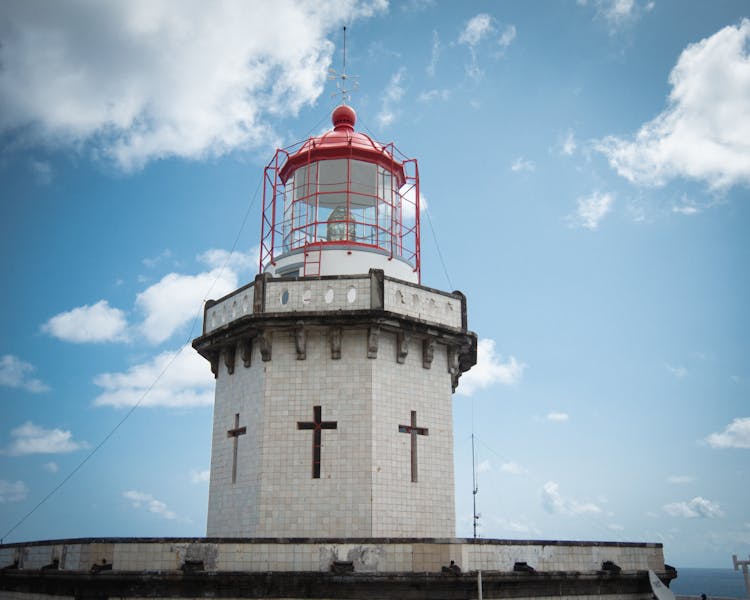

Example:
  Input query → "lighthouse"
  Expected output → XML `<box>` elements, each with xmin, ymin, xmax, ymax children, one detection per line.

<box><xmin>1</xmin><ymin>107</ymin><xmax>675</xmax><ymax>600</ymax></box>
<box><xmin>193</xmin><ymin>104</ymin><xmax>478</xmax><ymax>538</ymax></box>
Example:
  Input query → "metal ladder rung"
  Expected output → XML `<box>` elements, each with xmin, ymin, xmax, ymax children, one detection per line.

<box><xmin>303</xmin><ymin>244</ymin><xmax>322</xmax><ymax>277</ymax></box>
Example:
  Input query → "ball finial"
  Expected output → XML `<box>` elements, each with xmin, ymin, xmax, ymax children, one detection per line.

<box><xmin>332</xmin><ymin>105</ymin><xmax>356</xmax><ymax>130</ymax></box>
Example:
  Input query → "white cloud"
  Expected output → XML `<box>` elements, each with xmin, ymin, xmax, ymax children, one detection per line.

<box><xmin>597</xmin><ymin>19</ymin><xmax>750</xmax><ymax>189</ymax></box>
<box><xmin>136</xmin><ymin>269</ymin><xmax>237</xmax><ymax>344</ymax></box>
<box><xmin>123</xmin><ymin>490</ymin><xmax>177</xmax><ymax>520</ymax></box>
<box><xmin>459</xmin><ymin>14</ymin><xmax>495</xmax><ymax>47</ymax></box>
<box><xmin>418</xmin><ymin>89</ymin><xmax>451</xmax><ymax>103</ymax></box>
<box><xmin>541</xmin><ymin>481</ymin><xmax>602</xmax><ymax>516</ymax></box>
<box><xmin>427</xmin><ymin>29</ymin><xmax>440</xmax><ymax>77</ymax></box>
<box><xmin>0</xmin><ymin>1</ymin><xmax>386</xmax><ymax>170</ymax></box>
<box><xmin>401</xmin><ymin>0</ymin><xmax>436</xmax><ymax>12</ymax></box>
<box><xmin>511</xmin><ymin>157</ymin><xmax>535</xmax><ymax>172</ymax></box>
<box><xmin>400</xmin><ymin>187</ymin><xmax>427</xmax><ymax>223</ymax></box>
<box><xmin>458</xmin><ymin>14</ymin><xmax>514</xmax><ymax>81</ymax></box>
<box><xmin>93</xmin><ymin>345</ymin><xmax>214</xmax><ymax>408</ymax></box>
<box><xmin>608</xmin><ymin>523</ymin><xmax>625</xmax><ymax>531</ymax></box>
<box><xmin>377</xmin><ymin>68</ymin><xmax>407</xmax><ymax>128</ymax></box>
<box><xmin>477</xmin><ymin>460</ymin><xmax>492</xmax><ymax>474</ymax></box>
<box><xmin>664</xmin><ymin>496</ymin><xmax>723</xmax><ymax>519</ymax></box>
<box><xmin>44</xmin><ymin>248</ymin><xmax>254</xmax><ymax>348</ymax></box>
<box><xmin>601</xmin><ymin>0</ymin><xmax>636</xmax><ymax>24</ymax></box>
<box><xmin>190</xmin><ymin>469</ymin><xmax>210</xmax><ymax>484</ymax></box>
<box><xmin>672</xmin><ymin>205</ymin><xmax>699</xmax><ymax>216</ymax></box>
<box><xmin>672</xmin><ymin>196</ymin><xmax>722</xmax><ymax>216</ymax></box>
<box><xmin>561</xmin><ymin>130</ymin><xmax>577</xmax><ymax>155</ymax></box>
<box><xmin>546</xmin><ymin>412</ymin><xmax>569</xmax><ymax>422</ymax></box>
<box><xmin>42</xmin><ymin>300</ymin><xmax>128</xmax><ymax>343</ymax></box>
<box><xmin>568</xmin><ymin>191</ymin><xmax>614</xmax><ymax>230</ymax></box>
<box><xmin>0</xmin><ymin>355</ymin><xmax>49</xmax><ymax>393</ymax></box>
<box><xmin>581</xmin><ymin>0</ymin><xmax>652</xmax><ymax>30</ymax></box>
<box><xmin>500</xmin><ymin>461</ymin><xmax>527</xmax><ymax>475</ymax></box>
<box><xmin>5</xmin><ymin>422</ymin><xmax>86</xmax><ymax>456</ymax></box>
<box><xmin>671</xmin><ymin>195</ymin><xmax>703</xmax><ymax>216</ymax></box>
<box><xmin>142</xmin><ymin>249</ymin><xmax>173</xmax><ymax>269</ymax></box>
<box><xmin>665</xmin><ymin>364</ymin><xmax>688</xmax><ymax>378</ymax></box>
<box><xmin>456</xmin><ymin>338</ymin><xmax>526</xmax><ymax>396</ymax></box>
<box><xmin>43</xmin><ymin>461</ymin><xmax>59</xmax><ymax>473</ymax></box>
<box><xmin>498</xmin><ymin>25</ymin><xmax>517</xmax><ymax>49</ymax></box>
<box><xmin>705</xmin><ymin>417</ymin><xmax>750</xmax><ymax>449</ymax></box>
<box><xmin>197</xmin><ymin>247</ymin><xmax>258</xmax><ymax>274</ymax></box>
<box><xmin>667</xmin><ymin>475</ymin><xmax>694</xmax><ymax>484</ymax></box>
<box><xmin>491</xmin><ymin>516</ymin><xmax>538</xmax><ymax>534</ymax></box>
<box><xmin>0</xmin><ymin>480</ymin><xmax>29</xmax><ymax>503</ymax></box>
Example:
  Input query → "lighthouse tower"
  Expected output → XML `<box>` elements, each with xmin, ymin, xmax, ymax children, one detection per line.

<box><xmin>193</xmin><ymin>104</ymin><xmax>477</xmax><ymax>539</ymax></box>
<box><xmin>0</xmin><ymin>104</ymin><xmax>674</xmax><ymax>598</ymax></box>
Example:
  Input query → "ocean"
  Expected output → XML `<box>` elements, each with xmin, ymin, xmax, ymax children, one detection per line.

<box><xmin>671</xmin><ymin>568</ymin><xmax>748</xmax><ymax>599</ymax></box>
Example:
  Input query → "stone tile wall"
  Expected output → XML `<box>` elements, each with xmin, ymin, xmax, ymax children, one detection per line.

<box><xmin>205</xmin><ymin>285</ymin><xmax>254</xmax><ymax>334</ymax></box>
<box><xmin>207</xmin><ymin>323</ymin><xmax>457</xmax><ymax>538</ymax></box>
<box><xmin>255</xmin><ymin>328</ymin><xmax>375</xmax><ymax>537</ymax></box>
<box><xmin>461</xmin><ymin>542</ymin><xmax>665</xmax><ymax>572</ymax></box>
<box><xmin>265</xmin><ymin>277</ymin><xmax>372</xmax><ymax>313</ymax></box>
<box><xmin>206</xmin><ymin>344</ymin><xmax>264</xmax><ymax>536</ymax></box>
<box><xmin>0</xmin><ymin>540</ymin><xmax>666</xmax><ymax>574</ymax></box>
<box><xmin>371</xmin><ymin>335</ymin><xmax>455</xmax><ymax>537</ymax></box>
<box><xmin>383</xmin><ymin>279</ymin><xmax>462</xmax><ymax>329</ymax></box>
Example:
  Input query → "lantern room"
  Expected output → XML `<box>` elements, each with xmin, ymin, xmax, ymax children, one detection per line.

<box><xmin>260</xmin><ymin>105</ymin><xmax>420</xmax><ymax>282</ymax></box>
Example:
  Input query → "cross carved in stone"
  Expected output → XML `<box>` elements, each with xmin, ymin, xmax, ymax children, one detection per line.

<box><xmin>297</xmin><ymin>405</ymin><xmax>337</xmax><ymax>479</ymax></box>
<box><xmin>227</xmin><ymin>413</ymin><xmax>247</xmax><ymax>484</ymax></box>
<box><xmin>398</xmin><ymin>410</ymin><xmax>429</xmax><ymax>482</ymax></box>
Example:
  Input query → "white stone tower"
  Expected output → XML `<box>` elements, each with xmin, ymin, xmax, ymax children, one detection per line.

<box><xmin>193</xmin><ymin>104</ymin><xmax>477</xmax><ymax>538</ymax></box>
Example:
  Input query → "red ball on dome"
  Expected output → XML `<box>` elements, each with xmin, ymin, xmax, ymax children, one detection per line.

<box><xmin>331</xmin><ymin>104</ymin><xmax>356</xmax><ymax>130</ymax></box>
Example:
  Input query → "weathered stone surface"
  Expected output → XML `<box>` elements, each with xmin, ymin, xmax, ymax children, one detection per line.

<box><xmin>0</xmin><ymin>538</ymin><xmax>668</xmax><ymax>574</ymax></box>
<box><xmin>0</xmin><ymin>566</ymin><xmax>676</xmax><ymax>599</ymax></box>
<box><xmin>194</xmin><ymin>270</ymin><xmax>477</xmax><ymax>540</ymax></box>
<box><xmin>200</xmin><ymin>271</ymin><xmax>469</xmax><ymax>338</ymax></box>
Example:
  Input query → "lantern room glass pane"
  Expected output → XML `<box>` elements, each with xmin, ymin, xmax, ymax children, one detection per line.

<box><xmin>349</xmin><ymin>160</ymin><xmax>377</xmax><ymax>206</ymax></box>
<box><xmin>282</xmin><ymin>158</ymin><xmax>403</xmax><ymax>254</ymax></box>
<box><xmin>292</xmin><ymin>165</ymin><xmax>311</xmax><ymax>203</ymax></box>
<box><xmin>317</xmin><ymin>159</ymin><xmax>346</xmax><ymax>208</ymax></box>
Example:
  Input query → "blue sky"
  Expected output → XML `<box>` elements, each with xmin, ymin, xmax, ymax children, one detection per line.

<box><xmin>1</xmin><ymin>0</ymin><xmax>748</xmax><ymax>569</ymax></box>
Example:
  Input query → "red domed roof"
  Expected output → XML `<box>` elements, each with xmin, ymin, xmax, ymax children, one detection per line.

<box><xmin>278</xmin><ymin>105</ymin><xmax>406</xmax><ymax>185</ymax></box>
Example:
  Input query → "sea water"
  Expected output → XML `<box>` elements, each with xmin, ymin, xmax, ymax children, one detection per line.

<box><xmin>670</xmin><ymin>568</ymin><xmax>747</xmax><ymax>599</ymax></box>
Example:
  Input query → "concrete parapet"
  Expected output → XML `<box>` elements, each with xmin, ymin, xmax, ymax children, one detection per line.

<box><xmin>201</xmin><ymin>271</ymin><xmax>466</xmax><ymax>337</ymax></box>
<box><xmin>0</xmin><ymin>538</ymin><xmax>667</xmax><ymax>574</ymax></box>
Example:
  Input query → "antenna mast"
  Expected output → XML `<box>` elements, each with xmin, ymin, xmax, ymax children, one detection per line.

<box><xmin>328</xmin><ymin>26</ymin><xmax>358</xmax><ymax>105</ymax></box>
<box><xmin>472</xmin><ymin>432</ymin><xmax>479</xmax><ymax>539</ymax></box>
